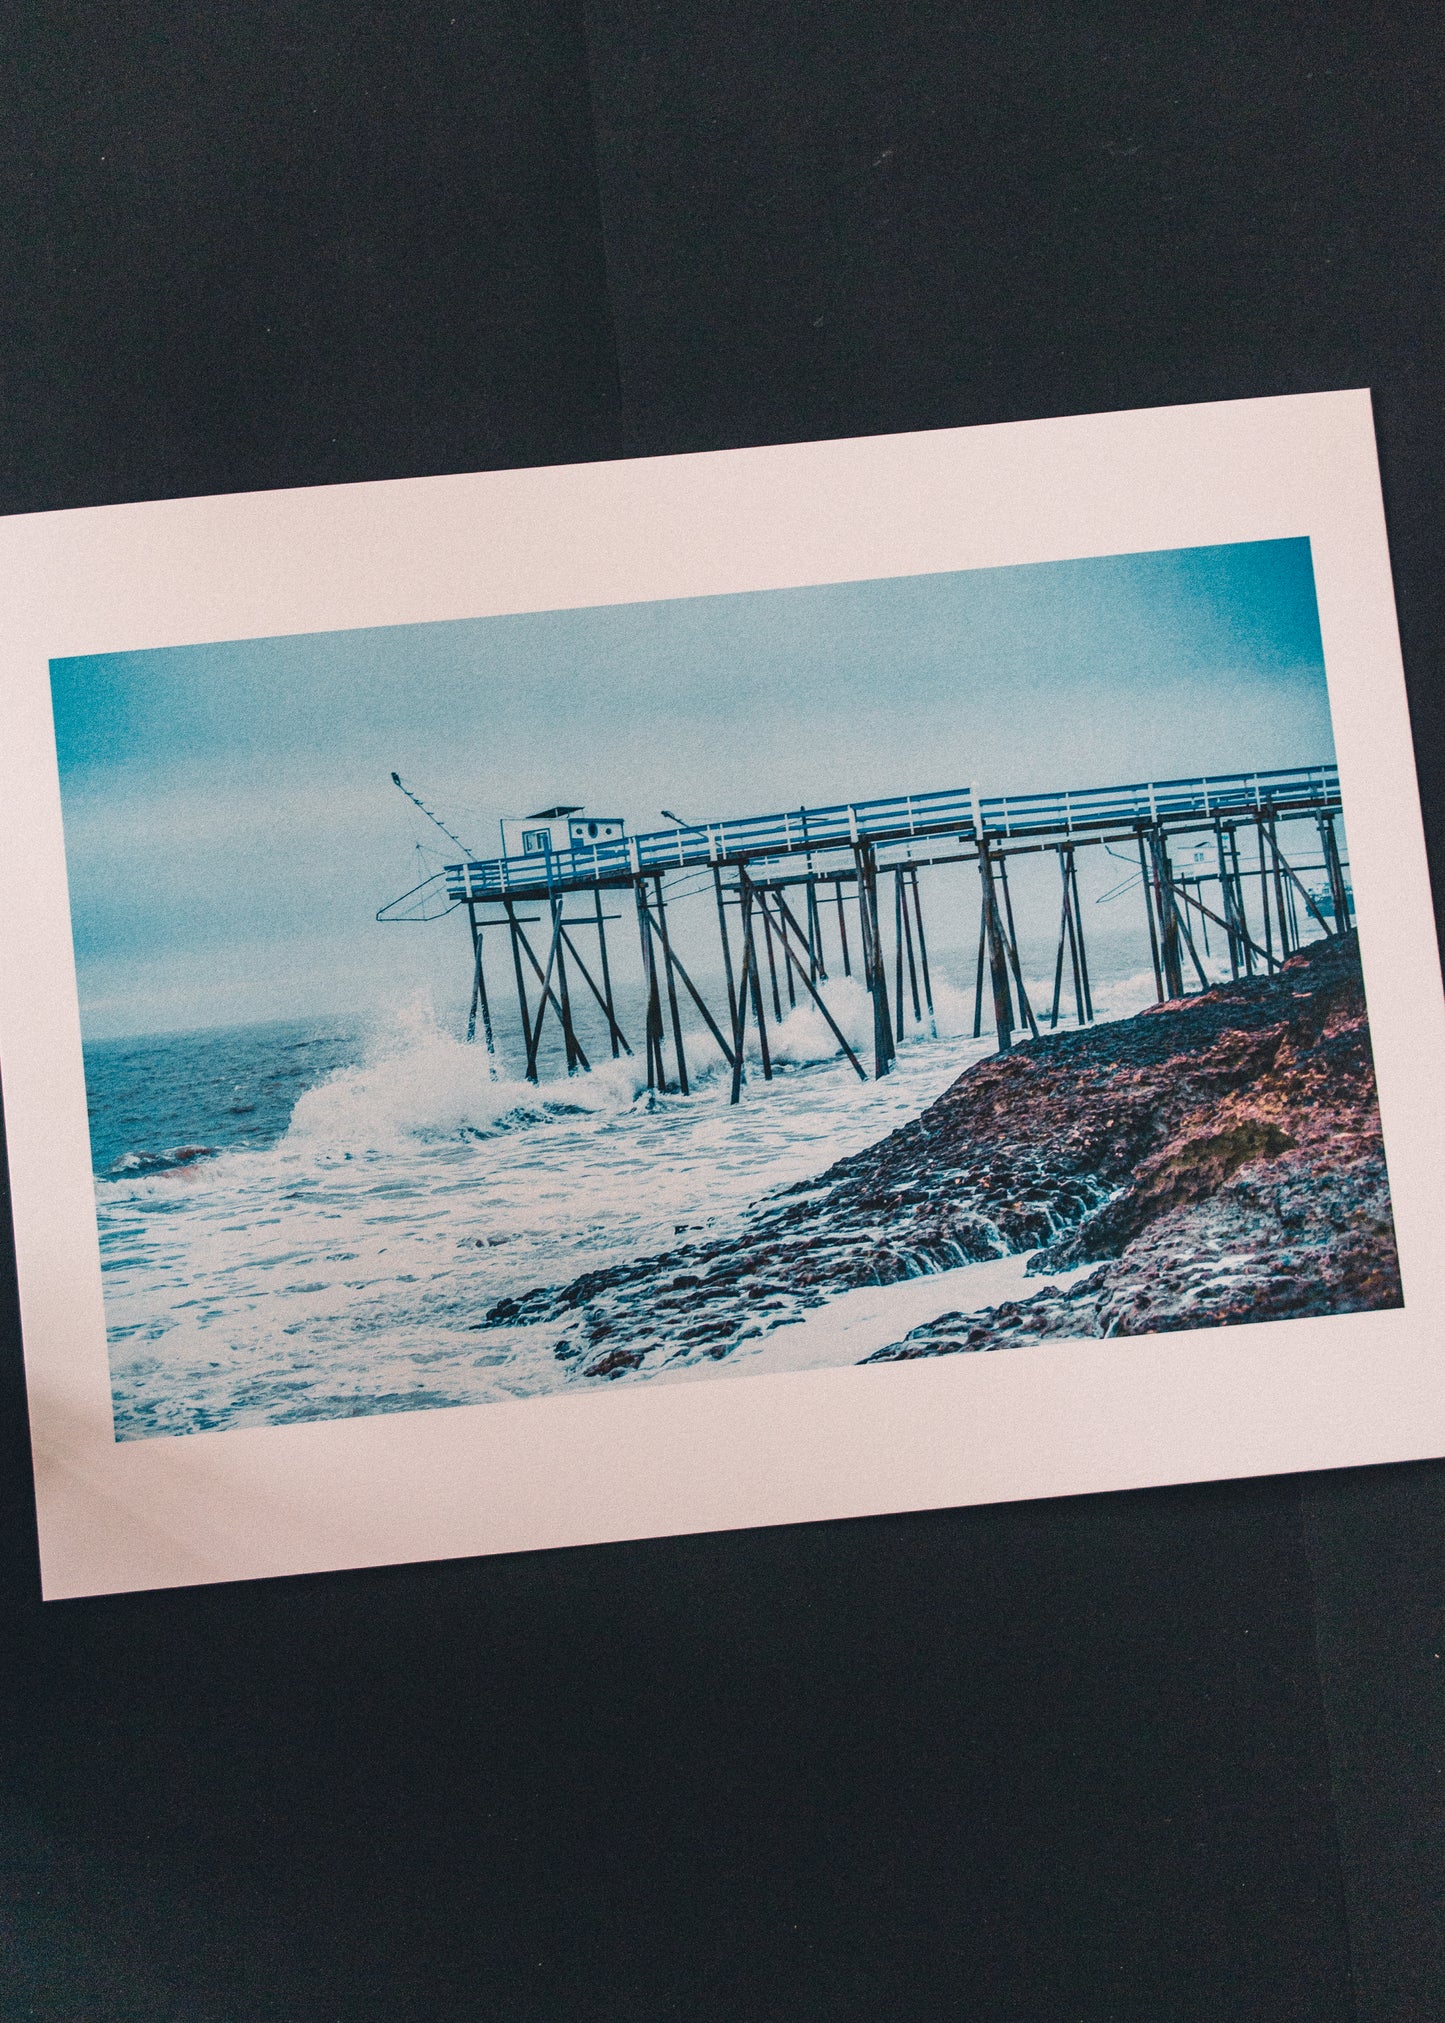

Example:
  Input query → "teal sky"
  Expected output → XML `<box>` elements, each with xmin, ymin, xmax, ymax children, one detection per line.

<box><xmin>53</xmin><ymin>538</ymin><xmax>1335</xmax><ymax>1038</ymax></box>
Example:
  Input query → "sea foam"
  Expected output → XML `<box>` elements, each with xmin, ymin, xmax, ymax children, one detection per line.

<box><xmin>284</xmin><ymin>997</ymin><xmax>645</xmax><ymax>1155</ymax></box>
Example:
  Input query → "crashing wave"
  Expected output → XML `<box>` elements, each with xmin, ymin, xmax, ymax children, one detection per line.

<box><xmin>283</xmin><ymin>1001</ymin><xmax>645</xmax><ymax>1155</ymax></box>
<box><xmin>105</xmin><ymin>1144</ymin><xmax>219</xmax><ymax>1178</ymax></box>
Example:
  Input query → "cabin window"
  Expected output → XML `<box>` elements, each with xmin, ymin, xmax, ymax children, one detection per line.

<box><xmin>521</xmin><ymin>828</ymin><xmax>552</xmax><ymax>855</ymax></box>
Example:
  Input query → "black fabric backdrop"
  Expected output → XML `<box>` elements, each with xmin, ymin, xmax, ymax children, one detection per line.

<box><xmin>2</xmin><ymin>6</ymin><xmax>1443</xmax><ymax>2016</ymax></box>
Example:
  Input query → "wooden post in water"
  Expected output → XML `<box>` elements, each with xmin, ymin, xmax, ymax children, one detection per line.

<box><xmin>976</xmin><ymin>842</ymin><xmax>1015</xmax><ymax>1053</ymax></box>
<box><xmin>1136</xmin><ymin>831</ymin><xmax>1165</xmax><ymax>1002</ymax></box>
<box><xmin>1266</xmin><ymin>818</ymin><xmax>1292</xmax><ymax>957</ymax></box>
<box><xmin>713</xmin><ymin>866</ymin><xmax>739</xmax><ymax>1035</ymax></box>
<box><xmin>1148</xmin><ymin>827</ymin><xmax>1186</xmax><ymax>999</ymax></box>
<box><xmin>593</xmin><ymin>886</ymin><xmax>620</xmax><ymax>1058</ymax></box>
<box><xmin>730</xmin><ymin>869</ymin><xmax>773</xmax><ymax>1101</ymax></box>
<box><xmin>806</xmin><ymin>877</ymin><xmax>825</xmax><ymax>982</ymax></box>
<box><xmin>908</xmin><ymin>867</ymin><xmax>936</xmax><ymax>1036</ymax></box>
<box><xmin>1214</xmin><ymin>824</ymin><xmax>1241</xmax><ymax>979</ymax></box>
<box><xmin>1227</xmin><ymin>826</ymin><xmax>1254</xmax><ymax>974</ymax></box>
<box><xmin>852</xmin><ymin>842</ymin><xmax>895</xmax><ymax>1076</ymax></box>
<box><xmin>899</xmin><ymin>869</ymin><xmax>923</xmax><ymax>1028</ymax></box>
<box><xmin>503</xmin><ymin>900</ymin><xmax>534</xmax><ymax>1080</ymax></box>
<box><xmin>550</xmin><ymin>889</ymin><xmax>581</xmax><ymax>1074</ymax></box>
<box><xmin>464</xmin><ymin>902</ymin><xmax>498</xmax><ymax>1059</ymax></box>
<box><xmin>996</xmin><ymin>855</ymin><xmax>1040</xmax><ymax>1038</ymax></box>
<box><xmin>774</xmin><ymin>891</ymin><xmax>797</xmax><ymax>1009</ymax></box>
<box><xmin>1068</xmin><ymin>845</ymin><xmax>1093</xmax><ymax>1020</ymax></box>
<box><xmin>1050</xmin><ymin>845</ymin><xmax>1089</xmax><ymax>1029</ymax></box>
<box><xmin>634</xmin><ymin>879</ymin><xmax>666</xmax><ymax>1092</ymax></box>
<box><xmin>1254</xmin><ymin>820</ymin><xmax>1277</xmax><ymax>970</ymax></box>
<box><xmin>651</xmin><ymin>875</ymin><xmax>690</xmax><ymax>1095</ymax></box>
<box><xmin>1264</xmin><ymin>824</ymin><xmax>1336</xmax><ymax>943</ymax></box>
<box><xmin>760</xmin><ymin>891</ymin><xmax>784</xmax><ymax>1020</ymax></box>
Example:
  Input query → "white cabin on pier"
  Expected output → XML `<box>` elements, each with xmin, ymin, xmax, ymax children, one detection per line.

<box><xmin>499</xmin><ymin>806</ymin><xmax>626</xmax><ymax>859</ymax></box>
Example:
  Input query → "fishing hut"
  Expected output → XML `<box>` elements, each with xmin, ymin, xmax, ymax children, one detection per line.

<box><xmin>499</xmin><ymin>807</ymin><xmax>626</xmax><ymax>858</ymax></box>
<box><xmin>379</xmin><ymin>763</ymin><xmax>1351</xmax><ymax>1101</ymax></box>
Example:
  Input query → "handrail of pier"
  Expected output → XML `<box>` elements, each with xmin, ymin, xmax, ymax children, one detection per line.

<box><xmin>440</xmin><ymin>761</ymin><xmax>1340</xmax><ymax>903</ymax></box>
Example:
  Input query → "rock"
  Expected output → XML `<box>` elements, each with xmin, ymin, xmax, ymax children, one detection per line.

<box><xmin>868</xmin><ymin>930</ymin><xmax>1400</xmax><ymax>1358</ymax></box>
<box><xmin>482</xmin><ymin>931</ymin><xmax>1400</xmax><ymax>1375</ymax></box>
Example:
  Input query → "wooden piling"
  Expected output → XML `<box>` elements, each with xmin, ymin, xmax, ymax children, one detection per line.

<box><xmin>593</xmin><ymin>887</ymin><xmax>620</xmax><ymax>1057</ymax></box>
<box><xmin>852</xmin><ymin>843</ymin><xmax>895</xmax><ymax>1076</ymax></box>
<box><xmin>712</xmin><ymin>867</ymin><xmax>739</xmax><ymax>1038</ymax></box>
<box><xmin>550</xmin><ymin>891</ymin><xmax>581</xmax><ymax>1074</ymax></box>
<box><xmin>977</xmin><ymin>843</ymin><xmax>1015</xmax><ymax>1053</ymax></box>
<box><xmin>464</xmin><ymin>903</ymin><xmax>498</xmax><ymax>1058</ymax></box>
<box><xmin>634</xmin><ymin>879</ymin><xmax>666</xmax><ymax>1091</ymax></box>
<box><xmin>908</xmin><ymin>867</ymin><xmax>936</xmax><ymax>1036</ymax></box>
<box><xmin>1136</xmin><ymin>832</ymin><xmax>1165</xmax><ymax>1002</ymax></box>
<box><xmin>1319</xmin><ymin>812</ymin><xmax>1352</xmax><ymax>929</ymax></box>
<box><xmin>504</xmin><ymin>901</ymin><xmax>535</xmax><ymax>1081</ymax></box>
<box><xmin>650</xmin><ymin>876</ymin><xmax>690</xmax><ymax>1095</ymax></box>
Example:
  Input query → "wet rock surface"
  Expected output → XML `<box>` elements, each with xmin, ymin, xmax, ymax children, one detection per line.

<box><xmin>480</xmin><ymin>932</ymin><xmax>1400</xmax><ymax>1376</ymax></box>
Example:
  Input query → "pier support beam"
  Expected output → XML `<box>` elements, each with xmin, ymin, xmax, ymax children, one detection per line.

<box><xmin>1265</xmin><ymin>818</ymin><xmax>1293</xmax><ymax>957</ymax></box>
<box><xmin>1264</xmin><ymin>825</ymin><xmax>1337</xmax><ymax>943</ymax></box>
<box><xmin>760</xmin><ymin>891</ymin><xmax>784</xmax><ymax>1020</ymax></box>
<box><xmin>1049</xmin><ymin>844</ymin><xmax>1092</xmax><ymax>1029</ymax></box>
<box><xmin>894</xmin><ymin>867</ymin><xmax>922</xmax><ymax>1037</ymax></box>
<box><xmin>833</xmin><ymin>878</ymin><xmax>852</xmax><ymax>978</ymax></box>
<box><xmin>977</xmin><ymin>842</ymin><xmax>1015</xmax><ymax>1053</ymax></box>
<box><xmin>651</xmin><ymin>876</ymin><xmax>690</xmax><ymax>1095</ymax></box>
<box><xmin>1148</xmin><ymin>827</ymin><xmax>1186</xmax><ymax>1000</ymax></box>
<box><xmin>1319</xmin><ymin>812</ymin><xmax>1352</xmax><ymax>929</ymax></box>
<box><xmin>504</xmin><ymin>902</ymin><xmax>533</xmax><ymax>1076</ymax></box>
<box><xmin>1228</xmin><ymin>825</ymin><xmax>1255</xmax><ymax>975</ymax></box>
<box><xmin>1254</xmin><ymin>821</ymin><xmax>1277</xmax><ymax>971</ymax></box>
<box><xmin>1214</xmin><ymin>824</ymin><xmax>1242</xmax><ymax>979</ymax></box>
<box><xmin>996</xmin><ymin>853</ymin><xmax>1040</xmax><ymax>1040</ymax></box>
<box><xmin>907</xmin><ymin>866</ymin><xmax>936</xmax><ymax>1037</ymax></box>
<box><xmin>464</xmin><ymin>903</ymin><xmax>498</xmax><ymax>1060</ymax></box>
<box><xmin>730</xmin><ymin>870</ymin><xmax>774</xmax><ymax>1103</ymax></box>
<box><xmin>594</xmin><ymin>888</ymin><xmax>621</xmax><ymax>1056</ymax></box>
<box><xmin>549</xmin><ymin>891</ymin><xmax>582</xmax><ymax>1074</ymax></box>
<box><xmin>852</xmin><ymin>843</ymin><xmax>895</xmax><ymax>1076</ymax></box>
<box><xmin>714</xmin><ymin>868</ymin><xmax>739</xmax><ymax>1034</ymax></box>
<box><xmin>635</xmin><ymin>879</ymin><xmax>668</xmax><ymax>1092</ymax></box>
<box><xmin>767</xmin><ymin>888</ymin><xmax>867</xmax><ymax>1079</ymax></box>
<box><xmin>558</xmin><ymin>917</ymin><xmax>634</xmax><ymax>1058</ymax></box>
<box><xmin>640</xmin><ymin>880</ymin><xmax>735</xmax><ymax>1079</ymax></box>
<box><xmin>1136</xmin><ymin>831</ymin><xmax>1165</xmax><ymax>1001</ymax></box>
<box><xmin>524</xmin><ymin>896</ymin><xmax>590</xmax><ymax>1079</ymax></box>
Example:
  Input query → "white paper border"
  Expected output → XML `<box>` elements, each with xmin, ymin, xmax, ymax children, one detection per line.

<box><xmin>2</xmin><ymin>390</ymin><xmax>1442</xmax><ymax>1598</ymax></box>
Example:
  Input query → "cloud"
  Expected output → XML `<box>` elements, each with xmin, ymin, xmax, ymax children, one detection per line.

<box><xmin>54</xmin><ymin>539</ymin><xmax>1337</xmax><ymax>1036</ymax></box>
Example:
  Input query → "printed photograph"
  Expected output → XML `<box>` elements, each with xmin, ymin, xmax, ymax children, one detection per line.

<box><xmin>54</xmin><ymin>536</ymin><xmax>1401</xmax><ymax>1440</ymax></box>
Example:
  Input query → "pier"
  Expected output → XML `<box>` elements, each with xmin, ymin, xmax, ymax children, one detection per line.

<box><xmin>378</xmin><ymin>762</ymin><xmax>1350</xmax><ymax>1099</ymax></box>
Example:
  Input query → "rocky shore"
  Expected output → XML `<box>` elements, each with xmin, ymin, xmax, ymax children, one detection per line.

<box><xmin>480</xmin><ymin>930</ymin><xmax>1400</xmax><ymax>1376</ymax></box>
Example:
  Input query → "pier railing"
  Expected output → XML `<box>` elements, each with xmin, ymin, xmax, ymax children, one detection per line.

<box><xmin>442</xmin><ymin>762</ymin><xmax>1340</xmax><ymax>904</ymax></box>
<box><xmin>974</xmin><ymin>761</ymin><xmax>1340</xmax><ymax>839</ymax></box>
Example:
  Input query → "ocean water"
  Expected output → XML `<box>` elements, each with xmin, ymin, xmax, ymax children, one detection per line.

<box><xmin>85</xmin><ymin>956</ymin><xmax>1190</xmax><ymax>1440</ymax></box>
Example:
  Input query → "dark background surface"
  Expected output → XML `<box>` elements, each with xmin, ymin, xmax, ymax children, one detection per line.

<box><xmin>2</xmin><ymin>4</ymin><xmax>1443</xmax><ymax>2016</ymax></box>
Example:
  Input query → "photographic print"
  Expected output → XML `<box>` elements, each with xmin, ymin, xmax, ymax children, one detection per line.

<box><xmin>62</xmin><ymin>539</ymin><xmax>1398</xmax><ymax>1439</ymax></box>
<box><xmin>3</xmin><ymin>390</ymin><xmax>1442</xmax><ymax>1596</ymax></box>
